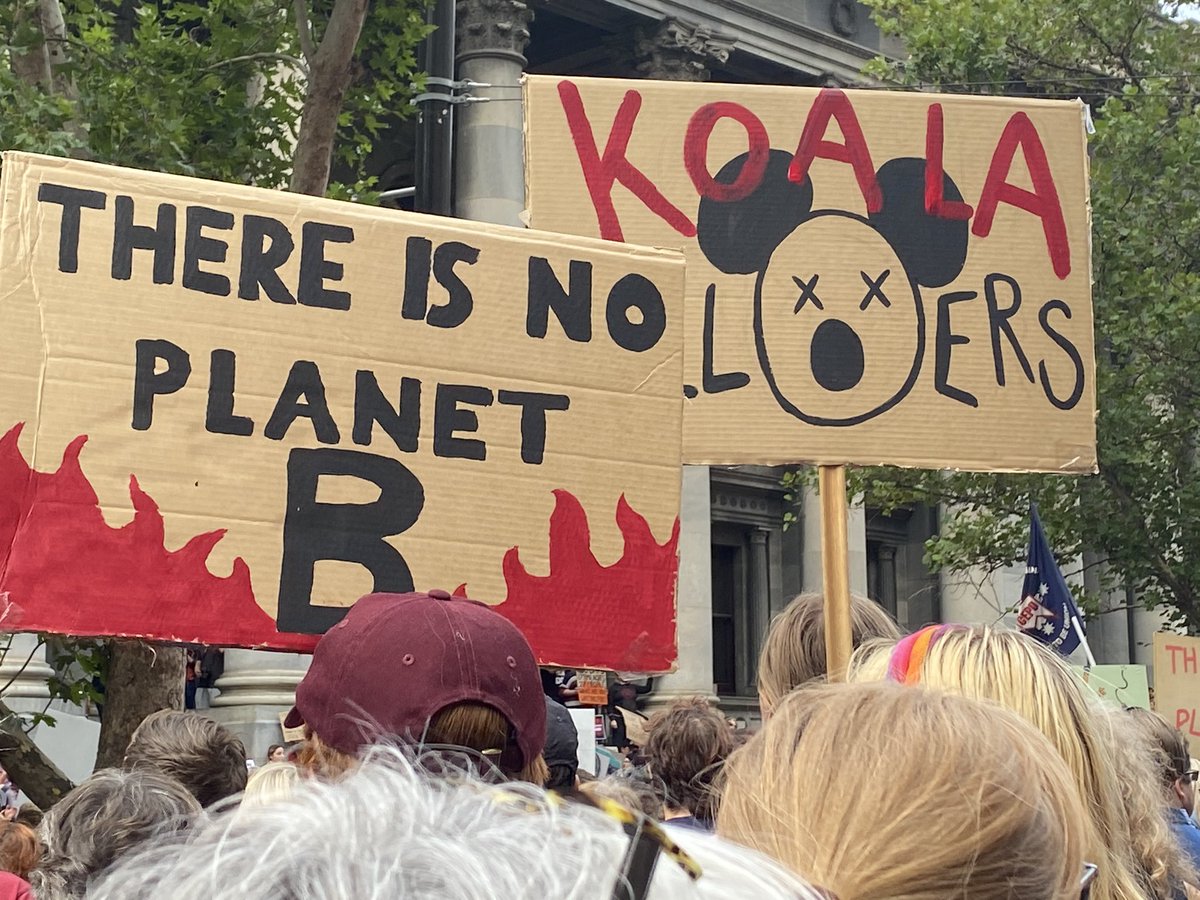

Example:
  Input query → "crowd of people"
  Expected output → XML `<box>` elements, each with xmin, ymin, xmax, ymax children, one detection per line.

<box><xmin>0</xmin><ymin>588</ymin><xmax>1198</xmax><ymax>899</ymax></box>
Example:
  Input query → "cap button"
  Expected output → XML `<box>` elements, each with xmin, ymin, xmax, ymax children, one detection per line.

<box><xmin>428</xmin><ymin>588</ymin><xmax>452</xmax><ymax>601</ymax></box>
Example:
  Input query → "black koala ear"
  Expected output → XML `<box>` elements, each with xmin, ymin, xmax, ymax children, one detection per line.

<box><xmin>868</xmin><ymin>157</ymin><xmax>969</xmax><ymax>288</ymax></box>
<box><xmin>696</xmin><ymin>149</ymin><xmax>813</xmax><ymax>275</ymax></box>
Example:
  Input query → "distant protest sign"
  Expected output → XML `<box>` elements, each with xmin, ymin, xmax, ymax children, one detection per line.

<box><xmin>1153</xmin><ymin>633</ymin><xmax>1200</xmax><ymax>736</ymax></box>
<box><xmin>1076</xmin><ymin>665</ymin><xmax>1150</xmax><ymax>710</ymax></box>
<box><xmin>524</xmin><ymin>76</ymin><xmax>1096</xmax><ymax>471</ymax></box>
<box><xmin>0</xmin><ymin>153</ymin><xmax>685</xmax><ymax>672</ymax></box>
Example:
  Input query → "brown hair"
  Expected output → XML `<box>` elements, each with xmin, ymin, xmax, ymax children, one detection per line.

<box><xmin>643</xmin><ymin>697</ymin><xmax>734</xmax><ymax>822</ymax></box>
<box><xmin>1127</xmin><ymin>707</ymin><xmax>1191</xmax><ymax>786</ymax></box>
<box><xmin>757</xmin><ymin>592</ymin><xmax>901</xmax><ymax>714</ymax></box>
<box><xmin>719</xmin><ymin>681</ymin><xmax>1087</xmax><ymax>900</ymax></box>
<box><xmin>298</xmin><ymin>702</ymin><xmax>550</xmax><ymax>786</ymax></box>
<box><xmin>0</xmin><ymin>821</ymin><xmax>40</xmax><ymax>880</ymax></box>
<box><xmin>123</xmin><ymin>710</ymin><xmax>247</xmax><ymax>808</ymax></box>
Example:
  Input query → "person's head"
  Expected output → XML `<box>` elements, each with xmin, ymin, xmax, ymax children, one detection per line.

<box><xmin>1127</xmin><ymin>707</ymin><xmax>1194</xmax><ymax>810</ymax></box>
<box><xmin>543</xmin><ymin>698</ymin><xmax>580</xmax><ymax>792</ymax></box>
<box><xmin>123</xmin><ymin>709</ymin><xmax>247</xmax><ymax>809</ymax></box>
<box><xmin>90</xmin><ymin>745</ymin><xmax>824</xmax><ymax>900</ymax></box>
<box><xmin>32</xmin><ymin>768</ymin><xmax>199</xmax><ymax>900</ymax></box>
<box><xmin>287</xmin><ymin>591</ymin><xmax>548</xmax><ymax>785</ymax></box>
<box><xmin>757</xmin><ymin>592</ymin><xmax>902</xmax><ymax>715</ymax></box>
<box><xmin>239</xmin><ymin>762</ymin><xmax>301</xmax><ymax>812</ymax></box>
<box><xmin>644</xmin><ymin>697</ymin><xmax>734</xmax><ymax>823</ymax></box>
<box><xmin>266</xmin><ymin>745</ymin><xmax>286</xmax><ymax>764</ymax></box>
<box><xmin>0</xmin><ymin>822</ymin><xmax>39</xmax><ymax>880</ymax></box>
<box><xmin>581</xmin><ymin>773</ymin><xmax>664</xmax><ymax>820</ymax></box>
<box><xmin>1105</xmin><ymin>705</ymin><xmax>1198</xmax><ymax>898</ymax></box>
<box><xmin>848</xmin><ymin>625</ymin><xmax>1167</xmax><ymax>900</ymax></box>
<box><xmin>719</xmin><ymin>680</ymin><xmax>1087</xmax><ymax>900</ymax></box>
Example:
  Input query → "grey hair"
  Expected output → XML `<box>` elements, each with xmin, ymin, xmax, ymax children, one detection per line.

<box><xmin>91</xmin><ymin>744</ymin><xmax>821</xmax><ymax>900</ymax></box>
<box><xmin>32</xmin><ymin>768</ymin><xmax>200</xmax><ymax>900</ymax></box>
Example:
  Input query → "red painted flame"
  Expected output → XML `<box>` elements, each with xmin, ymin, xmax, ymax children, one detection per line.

<box><xmin>0</xmin><ymin>424</ymin><xmax>316</xmax><ymax>651</ymax></box>
<box><xmin>492</xmin><ymin>490</ymin><xmax>680</xmax><ymax>672</ymax></box>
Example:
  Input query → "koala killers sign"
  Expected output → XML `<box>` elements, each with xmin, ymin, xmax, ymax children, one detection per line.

<box><xmin>525</xmin><ymin>77</ymin><xmax>1097</xmax><ymax>473</ymax></box>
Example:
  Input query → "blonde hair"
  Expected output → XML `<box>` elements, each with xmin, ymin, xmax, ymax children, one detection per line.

<box><xmin>241</xmin><ymin>763</ymin><xmax>302</xmax><ymax>811</ymax></box>
<box><xmin>298</xmin><ymin>703</ymin><xmax>550</xmax><ymax>787</ymax></box>
<box><xmin>757</xmin><ymin>593</ymin><xmax>901</xmax><ymax>715</ymax></box>
<box><xmin>718</xmin><ymin>680</ymin><xmax>1087</xmax><ymax>900</ymax></box>
<box><xmin>848</xmin><ymin>626</ymin><xmax>1176</xmax><ymax>900</ymax></box>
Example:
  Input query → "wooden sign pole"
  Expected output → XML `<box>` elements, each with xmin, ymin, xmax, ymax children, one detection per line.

<box><xmin>819</xmin><ymin>464</ymin><xmax>853</xmax><ymax>682</ymax></box>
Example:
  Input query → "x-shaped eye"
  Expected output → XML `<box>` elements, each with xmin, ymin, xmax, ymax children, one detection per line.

<box><xmin>859</xmin><ymin>269</ymin><xmax>892</xmax><ymax>310</ymax></box>
<box><xmin>793</xmin><ymin>274</ymin><xmax>823</xmax><ymax>312</ymax></box>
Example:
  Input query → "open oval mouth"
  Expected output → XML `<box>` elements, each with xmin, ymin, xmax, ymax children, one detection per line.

<box><xmin>810</xmin><ymin>319</ymin><xmax>864</xmax><ymax>391</ymax></box>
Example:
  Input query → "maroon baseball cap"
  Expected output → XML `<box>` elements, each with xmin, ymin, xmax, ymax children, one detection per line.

<box><xmin>284</xmin><ymin>591</ymin><xmax>546</xmax><ymax>770</ymax></box>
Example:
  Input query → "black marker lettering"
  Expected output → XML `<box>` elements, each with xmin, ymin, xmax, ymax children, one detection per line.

<box><xmin>132</xmin><ymin>339</ymin><xmax>191</xmax><ymax>430</ymax></box>
<box><xmin>433</xmin><ymin>384</ymin><xmax>493</xmax><ymax>460</ymax></box>
<box><xmin>264</xmin><ymin>360</ymin><xmax>341</xmax><ymax>444</ymax></box>
<box><xmin>353</xmin><ymin>371</ymin><xmax>421</xmax><ymax>453</ymax></box>
<box><xmin>278</xmin><ymin>448</ymin><xmax>424</xmax><ymax>634</ymax></box>
<box><xmin>702</xmin><ymin>283</ymin><xmax>750</xmax><ymax>393</ymax></box>
<box><xmin>298</xmin><ymin>222</ymin><xmax>353</xmax><ymax>310</ymax></box>
<box><xmin>1038</xmin><ymin>299</ymin><xmax>1085</xmax><ymax>410</ymax></box>
<box><xmin>37</xmin><ymin>183</ymin><xmax>106</xmax><ymax>274</ymax></box>
<box><xmin>239</xmin><ymin>215</ymin><xmax>296</xmax><ymax>303</ymax></box>
<box><xmin>183</xmin><ymin>206</ymin><xmax>234</xmax><ymax>296</ymax></box>
<box><xmin>527</xmin><ymin>257</ymin><xmax>592</xmax><ymax>342</ymax></box>
<box><xmin>428</xmin><ymin>241</ymin><xmax>479</xmax><ymax>329</ymax></box>
<box><xmin>112</xmin><ymin>196</ymin><xmax>176</xmax><ymax>284</ymax></box>
<box><xmin>984</xmin><ymin>273</ymin><xmax>1034</xmax><ymax>387</ymax></box>
<box><xmin>935</xmin><ymin>290</ymin><xmax>979</xmax><ymax>407</ymax></box>
<box><xmin>205</xmin><ymin>349</ymin><xmax>254</xmax><ymax>436</ymax></box>
<box><xmin>497</xmin><ymin>390</ymin><xmax>570</xmax><ymax>464</ymax></box>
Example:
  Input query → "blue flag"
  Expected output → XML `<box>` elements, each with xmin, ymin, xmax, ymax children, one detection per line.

<box><xmin>1016</xmin><ymin>504</ymin><xmax>1082</xmax><ymax>656</ymax></box>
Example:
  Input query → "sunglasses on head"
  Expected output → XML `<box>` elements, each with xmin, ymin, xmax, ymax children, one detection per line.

<box><xmin>586</xmin><ymin>796</ymin><xmax>701</xmax><ymax>900</ymax></box>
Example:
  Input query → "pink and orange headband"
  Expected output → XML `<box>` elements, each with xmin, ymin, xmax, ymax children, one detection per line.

<box><xmin>886</xmin><ymin>624</ymin><xmax>959</xmax><ymax>684</ymax></box>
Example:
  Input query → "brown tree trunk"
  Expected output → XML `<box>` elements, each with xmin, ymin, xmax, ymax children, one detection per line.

<box><xmin>93</xmin><ymin>642</ymin><xmax>185</xmax><ymax>770</ymax></box>
<box><xmin>288</xmin><ymin>0</ymin><xmax>370</xmax><ymax>196</ymax></box>
<box><xmin>0</xmin><ymin>699</ymin><xmax>73</xmax><ymax>809</ymax></box>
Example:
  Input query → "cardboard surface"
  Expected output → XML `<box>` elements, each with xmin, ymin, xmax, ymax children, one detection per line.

<box><xmin>524</xmin><ymin>75</ymin><xmax>1096</xmax><ymax>471</ymax></box>
<box><xmin>0</xmin><ymin>152</ymin><xmax>685</xmax><ymax>671</ymax></box>
<box><xmin>575</xmin><ymin>669</ymin><xmax>609</xmax><ymax>706</ymax></box>
<box><xmin>1075</xmin><ymin>664</ymin><xmax>1150</xmax><ymax>709</ymax></box>
<box><xmin>1154</xmin><ymin>633</ymin><xmax>1200</xmax><ymax>737</ymax></box>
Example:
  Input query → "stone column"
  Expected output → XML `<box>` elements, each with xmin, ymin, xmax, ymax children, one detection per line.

<box><xmin>748</xmin><ymin>529</ymin><xmax>771</xmax><ymax>679</ymax></box>
<box><xmin>634</xmin><ymin>22</ymin><xmax>732</xmax><ymax>708</ymax></box>
<box><xmin>801</xmin><ymin>485</ymin><xmax>869</xmax><ymax>596</ymax></box>
<box><xmin>207</xmin><ymin>650</ymin><xmax>310</xmax><ymax>764</ymax></box>
<box><xmin>453</xmin><ymin>0</ymin><xmax>533</xmax><ymax>226</ymax></box>
<box><xmin>654</xmin><ymin>466</ymin><xmax>718</xmax><ymax>705</ymax></box>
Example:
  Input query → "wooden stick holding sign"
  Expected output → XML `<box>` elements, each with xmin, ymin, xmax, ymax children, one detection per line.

<box><xmin>819</xmin><ymin>465</ymin><xmax>853</xmax><ymax>682</ymax></box>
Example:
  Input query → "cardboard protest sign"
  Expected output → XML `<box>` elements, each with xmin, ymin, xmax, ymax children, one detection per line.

<box><xmin>1153</xmin><ymin>633</ymin><xmax>1200</xmax><ymax>736</ymax></box>
<box><xmin>524</xmin><ymin>76</ymin><xmax>1096</xmax><ymax>471</ymax></box>
<box><xmin>0</xmin><ymin>153</ymin><xmax>685</xmax><ymax>671</ymax></box>
<box><xmin>1075</xmin><ymin>664</ymin><xmax>1150</xmax><ymax>709</ymax></box>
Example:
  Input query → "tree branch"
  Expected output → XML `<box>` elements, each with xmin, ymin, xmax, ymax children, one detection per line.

<box><xmin>0</xmin><ymin>698</ymin><xmax>73</xmax><ymax>809</ymax></box>
<box><xmin>293</xmin><ymin>0</ymin><xmax>317</xmax><ymax>64</ymax></box>
<box><xmin>288</xmin><ymin>0</ymin><xmax>370</xmax><ymax>197</ymax></box>
<box><xmin>205</xmin><ymin>52</ymin><xmax>309</xmax><ymax>77</ymax></box>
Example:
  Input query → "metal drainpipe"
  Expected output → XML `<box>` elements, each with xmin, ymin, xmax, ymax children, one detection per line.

<box><xmin>413</xmin><ymin>0</ymin><xmax>455</xmax><ymax>216</ymax></box>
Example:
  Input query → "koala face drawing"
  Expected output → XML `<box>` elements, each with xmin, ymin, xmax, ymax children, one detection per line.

<box><xmin>755</xmin><ymin>214</ymin><xmax>923</xmax><ymax>426</ymax></box>
<box><xmin>697</xmin><ymin>151</ymin><xmax>969</xmax><ymax>427</ymax></box>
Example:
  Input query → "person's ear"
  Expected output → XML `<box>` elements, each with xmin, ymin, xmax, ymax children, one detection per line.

<box><xmin>1172</xmin><ymin>778</ymin><xmax>1189</xmax><ymax>807</ymax></box>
